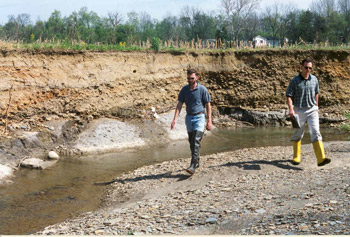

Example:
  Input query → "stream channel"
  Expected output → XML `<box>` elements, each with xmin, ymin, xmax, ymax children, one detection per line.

<box><xmin>0</xmin><ymin>126</ymin><xmax>348</xmax><ymax>235</ymax></box>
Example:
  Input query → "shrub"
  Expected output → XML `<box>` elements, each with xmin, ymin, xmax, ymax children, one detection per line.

<box><xmin>151</xmin><ymin>37</ymin><xmax>161</xmax><ymax>51</ymax></box>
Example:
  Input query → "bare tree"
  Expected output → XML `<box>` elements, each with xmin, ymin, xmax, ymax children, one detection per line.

<box><xmin>338</xmin><ymin>0</ymin><xmax>350</xmax><ymax>42</ymax></box>
<box><xmin>221</xmin><ymin>0</ymin><xmax>261</xmax><ymax>42</ymax></box>
<box><xmin>107</xmin><ymin>11</ymin><xmax>123</xmax><ymax>44</ymax></box>
<box><xmin>263</xmin><ymin>2</ymin><xmax>297</xmax><ymax>47</ymax></box>
<box><xmin>264</xmin><ymin>4</ymin><xmax>279</xmax><ymax>47</ymax></box>
<box><xmin>107</xmin><ymin>11</ymin><xmax>123</xmax><ymax>28</ymax></box>
<box><xmin>311</xmin><ymin>0</ymin><xmax>336</xmax><ymax>18</ymax></box>
<box><xmin>179</xmin><ymin>6</ymin><xmax>201</xmax><ymax>40</ymax></box>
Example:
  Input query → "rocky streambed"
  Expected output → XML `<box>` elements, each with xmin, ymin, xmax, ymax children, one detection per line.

<box><xmin>36</xmin><ymin>141</ymin><xmax>350</xmax><ymax>235</ymax></box>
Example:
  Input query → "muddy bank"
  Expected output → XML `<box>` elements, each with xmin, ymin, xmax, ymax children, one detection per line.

<box><xmin>35</xmin><ymin>141</ymin><xmax>350</xmax><ymax>235</ymax></box>
<box><xmin>0</xmin><ymin>49</ymin><xmax>349</xmax><ymax>183</ymax></box>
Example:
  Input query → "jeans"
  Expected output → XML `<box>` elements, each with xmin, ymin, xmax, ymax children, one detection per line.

<box><xmin>185</xmin><ymin>113</ymin><xmax>205</xmax><ymax>132</ymax></box>
<box><xmin>291</xmin><ymin>105</ymin><xmax>322</xmax><ymax>143</ymax></box>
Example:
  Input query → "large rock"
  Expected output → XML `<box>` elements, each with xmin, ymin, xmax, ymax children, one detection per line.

<box><xmin>73</xmin><ymin>118</ymin><xmax>147</xmax><ymax>154</ymax></box>
<box><xmin>20</xmin><ymin>158</ymin><xmax>58</xmax><ymax>169</ymax></box>
<box><xmin>0</xmin><ymin>164</ymin><xmax>14</xmax><ymax>185</ymax></box>
<box><xmin>219</xmin><ymin>107</ymin><xmax>289</xmax><ymax>126</ymax></box>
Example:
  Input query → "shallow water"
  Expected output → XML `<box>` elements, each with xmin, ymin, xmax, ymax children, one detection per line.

<box><xmin>0</xmin><ymin>127</ymin><xmax>348</xmax><ymax>234</ymax></box>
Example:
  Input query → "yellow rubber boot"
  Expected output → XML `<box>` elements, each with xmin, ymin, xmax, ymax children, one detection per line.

<box><xmin>292</xmin><ymin>141</ymin><xmax>301</xmax><ymax>165</ymax></box>
<box><xmin>312</xmin><ymin>140</ymin><xmax>331</xmax><ymax>166</ymax></box>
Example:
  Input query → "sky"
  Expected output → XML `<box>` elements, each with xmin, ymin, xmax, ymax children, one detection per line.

<box><xmin>0</xmin><ymin>0</ymin><xmax>309</xmax><ymax>25</ymax></box>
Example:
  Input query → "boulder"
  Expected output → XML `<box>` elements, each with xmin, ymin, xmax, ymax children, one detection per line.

<box><xmin>20</xmin><ymin>158</ymin><xmax>57</xmax><ymax>169</ymax></box>
<box><xmin>0</xmin><ymin>164</ymin><xmax>14</xmax><ymax>184</ymax></box>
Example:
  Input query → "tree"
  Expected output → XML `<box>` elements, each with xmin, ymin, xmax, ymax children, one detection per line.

<box><xmin>46</xmin><ymin>10</ymin><xmax>65</xmax><ymax>40</ymax></box>
<box><xmin>156</xmin><ymin>15</ymin><xmax>183</xmax><ymax>40</ymax></box>
<box><xmin>221</xmin><ymin>0</ymin><xmax>261</xmax><ymax>42</ymax></box>
<box><xmin>338</xmin><ymin>0</ymin><xmax>350</xmax><ymax>42</ymax></box>
<box><xmin>263</xmin><ymin>2</ymin><xmax>297</xmax><ymax>47</ymax></box>
<box><xmin>241</xmin><ymin>12</ymin><xmax>260</xmax><ymax>41</ymax></box>
<box><xmin>311</xmin><ymin>0</ymin><xmax>339</xmax><ymax>42</ymax></box>
<box><xmin>179</xmin><ymin>6</ymin><xmax>199</xmax><ymax>40</ymax></box>
<box><xmin>106</xmin><ymin>11</ymin><xmax>123</xmax><ymax>44</ymax></box>
<box><xmin>263</xmin><ymin>4</ymin><xmax>280</xmax><ymax>47</ymax></box>
<box><xmin>3</xmin><ymin>14</ymin><xmax>32</xmax><ymax>41</ymax></box>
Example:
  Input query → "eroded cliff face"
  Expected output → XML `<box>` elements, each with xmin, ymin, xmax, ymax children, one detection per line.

<box><xmin>0</xmin><ymin>49</ymin><xmax>349</xmax><ymax>126</ymax></box>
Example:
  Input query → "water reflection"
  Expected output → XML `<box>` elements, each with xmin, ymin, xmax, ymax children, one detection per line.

<box><xmin>0</xmin><ymin>127</ymin><xmax>347</xmax><ymax>234</ymax></box>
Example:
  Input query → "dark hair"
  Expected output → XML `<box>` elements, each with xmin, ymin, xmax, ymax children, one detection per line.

<box><xmin>187</xmin><ymin>68</ymin><xmax>199</xmax><ymax>76</ymax></box>
<box><xmin>301</xmin><ymin>57</ymin><xmax>313</xmax><ymax>65</ymax></box>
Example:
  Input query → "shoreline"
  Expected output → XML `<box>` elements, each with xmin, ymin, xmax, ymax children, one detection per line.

<box><xmin>36</xmin><ymin>141</ymin><xmax>350</xmax><ymax>235</ymax></box>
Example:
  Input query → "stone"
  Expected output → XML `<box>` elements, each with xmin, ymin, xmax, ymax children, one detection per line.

<box><xmin>0</xmin><ymin>164</ymin><xmax>13</xmax><ymax>180</ymax></box>
<box><xmin>94</xmin><ymin>230</ymin><xmax>105</xmax><ymax>235</ymax></box>
<box><xmin>48</xmin><ymin>151</ymin><xmax>60</xmax><ymax>160</ymax></box>
<box><xmin>20</xmin><ymin>158</ymin><xmax>58</xmax><ymax>169</ymax></box>
<box><xmin>299</xmin><ymin>224</ymin><xmax>309</xmax><ymax>232</ymax></box>
<box><xmin>205</xmin><ymin>217</ymin><xmax>217</xmax><ymax>224</ymax></box>
<box><xmin>255</xmin><ymin>208</ymin><xmax>266</xmax><ymax>214</ymax></box>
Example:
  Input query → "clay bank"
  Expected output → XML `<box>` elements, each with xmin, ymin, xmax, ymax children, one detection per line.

<box><xmin>0</xmin><ymin>49</ymin><xmax>349</xmax><ymax>183</ymax></box>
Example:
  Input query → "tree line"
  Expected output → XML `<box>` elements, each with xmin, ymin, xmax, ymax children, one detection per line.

<box><xmin>0</xmin><ymin>0</ymin><xmax>349</xmax><ymax>47</ymax></box>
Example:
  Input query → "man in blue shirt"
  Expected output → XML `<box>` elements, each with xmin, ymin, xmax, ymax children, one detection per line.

<box><xmin>171</xmin><ymin>68</ymin><xmax>212</xmax><ymax>174</ymax></box>
<box><xmin>286</xmin><ymin>57</ymin><xmax>331</xmax><ymax>167</ymax></box>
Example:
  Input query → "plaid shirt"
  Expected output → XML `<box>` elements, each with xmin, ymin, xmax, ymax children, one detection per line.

<box><xmin>286</xmin><ymin>74</ymin><xmax>319</xmax><ymax>108</ymax></box>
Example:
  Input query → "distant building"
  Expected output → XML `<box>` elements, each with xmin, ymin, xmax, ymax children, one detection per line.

<box><xmin>253</xmin><ymin>35</ymin><xmax>267</xmax><ymax>47</ymax></box>
<box><xmin>266</xmin><ymin>37</ymin><xmax>279</xmax><ymax>47</ymax></box>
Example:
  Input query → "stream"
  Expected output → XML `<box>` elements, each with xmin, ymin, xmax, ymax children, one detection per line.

<box><xmin>0</xmin><ymin>127</ymin><xmax>348</xmax><ymax>235</ymax></box>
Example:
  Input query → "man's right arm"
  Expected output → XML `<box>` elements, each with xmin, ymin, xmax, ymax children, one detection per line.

<box><xmin>287</xmin><ymin>97</ymin><xmax>294</xmax><ymax>117</ymax></box>
<box><xmin>171</xmin><ymin>101</ymin><xmax>183</xmax><ymax>130</ymax></box>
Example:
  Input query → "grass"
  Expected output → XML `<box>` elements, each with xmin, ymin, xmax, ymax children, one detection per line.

<box><xmin>1</xmin><ymin>39</ymin><xmax>350</xmax><ymax>53</ymax></box>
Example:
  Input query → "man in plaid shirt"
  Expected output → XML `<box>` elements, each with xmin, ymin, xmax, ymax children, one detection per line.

<box><xmin>286</xmin><ymin>57</ymin><xmax>331</xmax><ymax>167</ymax></box>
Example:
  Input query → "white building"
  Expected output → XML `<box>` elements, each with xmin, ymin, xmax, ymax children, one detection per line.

<box><xmin>253</xmin><ymin>35</ymin><xmax>267</xmax><ymax>47</ymax></box>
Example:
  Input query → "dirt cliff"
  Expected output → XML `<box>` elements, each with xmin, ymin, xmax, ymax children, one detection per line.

<box><xmin>0</xmin><ymin>49</ymin><xmax>349</xmax><ymax>125</ymax></box>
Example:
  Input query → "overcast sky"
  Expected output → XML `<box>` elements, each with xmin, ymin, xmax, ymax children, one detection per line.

<box><xmin>0</xmin><ymin>0</ymin><xmax>309</xmax><ymax>25</ymax></box>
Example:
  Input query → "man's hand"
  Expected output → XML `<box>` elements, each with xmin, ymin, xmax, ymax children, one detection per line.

<box><xmin>206</xmin><ymin>121</ymin><xmax>212</xmax><ymax>131</ymax></box>
<box><xmin>171</xmin><ymin>120</ymin><xmax>176</xmax><ymax>130</ymax></box>
<box><xmin>289</xmin><ymin>109</ymin><xmax>295</xmax><ymax>118</ymax></box>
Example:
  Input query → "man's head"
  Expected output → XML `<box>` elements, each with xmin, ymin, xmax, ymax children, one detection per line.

<box><xmin>187</xmin><ymin>68</ymin><xmax>199</xmax><ymax>87</ymax></box>
<box><xmin>300</xmin><ymin>57</ymin><xmax>313</xmax><ymax>78</ymax></box>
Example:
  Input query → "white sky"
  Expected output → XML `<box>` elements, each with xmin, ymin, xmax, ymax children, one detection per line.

<box><xmin>0</xmin><ymin>0</ymin><xmax>309</xmax><ymax>25</ymax></box>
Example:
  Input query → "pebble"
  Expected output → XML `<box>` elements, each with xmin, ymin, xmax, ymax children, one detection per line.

<box><xmin>205</xmin><ymin>218</ymin><xmax>217</xmax><ymax>224</ymax></box>
<box><xmin>34</xmin><ymin>142</ymin><xmax>350</xmax><ymax>235</ymax></box>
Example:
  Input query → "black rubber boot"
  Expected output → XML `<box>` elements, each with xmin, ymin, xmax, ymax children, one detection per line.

<box><xmin>193</xmin><ymin>130</ymin><xmax>204</xmax><ymax>168</ymax></box>
<box><xmin>188</xmin><ymin>132</ymin><xmax>194</xmax><ymax>156</ymax></box>
<box><xmin>186</xmin><ymin>131</ymin><xmax>196</xmax><ymax>174</ymax></box>
<box><xmin>186</xmin><ymin>130</ymin><xmax>204</xmax><ymax>174</ymax></box>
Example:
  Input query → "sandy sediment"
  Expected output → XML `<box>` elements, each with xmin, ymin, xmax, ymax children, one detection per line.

<box><xmin>36</xmin><ymin>141</ymin><xmax>350</xmax><ymax>235</ymax></box>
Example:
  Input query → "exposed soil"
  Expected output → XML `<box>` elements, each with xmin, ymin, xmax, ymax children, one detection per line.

<box><xmin>1</xmin><ymin>49</ymin><xmax>349</xmax><ymax>124</ymax></box>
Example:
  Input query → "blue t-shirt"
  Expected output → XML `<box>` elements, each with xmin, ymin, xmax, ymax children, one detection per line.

<box><xmin>178</xmin><ymin>83</ymin><xmax>211</xmax><ymax>115</ymax></box>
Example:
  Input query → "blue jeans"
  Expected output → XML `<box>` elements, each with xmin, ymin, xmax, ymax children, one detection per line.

<box><xmin>185</xmin><ymin>114</ymin><xmax>205</xmax><ymax>132</ymax></box>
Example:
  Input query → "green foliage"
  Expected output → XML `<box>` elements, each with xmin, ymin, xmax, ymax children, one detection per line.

<box><xmin>150</xmin><ymin>37</ymin><xmax>161</xmax><ymax>51</ymax></box>
<box><xmin>1</xmin><ymin>5</ymin><xmax>350</xmax><ymax>50</ymax></box>
<box><xmin>340</xmin><ymin>110</ymin><xmax>350</xmax><ymax>132</ymax></box>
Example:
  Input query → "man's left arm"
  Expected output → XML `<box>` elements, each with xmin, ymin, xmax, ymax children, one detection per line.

<box><xmin>315</xmin><ymin>77</ymin><xmax>319</xmax><ymax>107</ymax></box>
<box><xmin>205</xmin><ymin>102</ymin><xmax>212</xmax><ymax>131</ymax></box>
